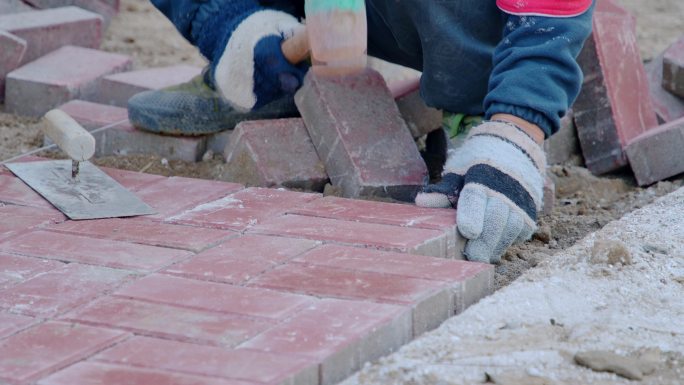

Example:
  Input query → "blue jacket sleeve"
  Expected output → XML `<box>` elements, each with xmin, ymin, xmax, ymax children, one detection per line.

<box><xmin>150</xmin><ymin>0</ymin><xmax>261</xmax><ymax>62</ymax></box>
<box><xmin>484</xmin><ymin>3</ymin><xmax>595</xmax><ymax>137</ymax></box>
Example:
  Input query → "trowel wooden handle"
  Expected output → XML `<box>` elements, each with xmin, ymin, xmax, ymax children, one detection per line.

<box><xmin>42</xmin><ymin>109</ymin><xmax>96</xmax><ymax>162</ymax></box>
<box><xmin>282</xmin><ymin>25</ymin><xmax>310</xmax><ymax>65</ymax></box>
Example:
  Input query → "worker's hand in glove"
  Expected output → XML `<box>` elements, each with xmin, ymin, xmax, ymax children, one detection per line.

<box><xmin>415</xmin><ymin>120</ymin><xmax>546</xmax><ymax>263</ymax></box>
<box><xmin>205</xmin><ymin>9</ymin><xmax>308</xmax><ymax>111</ymax></box>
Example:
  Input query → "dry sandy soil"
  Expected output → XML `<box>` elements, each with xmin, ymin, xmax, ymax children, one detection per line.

<box><xmin>1</xmin><ymin>0</ymin><xmax>683</xmax><ymax>289</ymax></box>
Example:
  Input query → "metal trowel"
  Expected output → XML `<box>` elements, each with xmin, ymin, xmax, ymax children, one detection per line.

<box><xmin>6</xmin><ymin>109</ymin><xmax>156</xmax><ymax>220</ymax></box>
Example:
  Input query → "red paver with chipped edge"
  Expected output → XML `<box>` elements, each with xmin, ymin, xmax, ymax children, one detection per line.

<box><xmin>0</xmin><ymin>173</ymin><xmax>54</xmax><ymax>209</ymax></box>
<box><xmin>626</xmin><ymin>117</ymin><xmax>684</xmax><ymax>186</ymax></box>
<box><xmin>62</xmin><ymin>297</ymin><xmax>275</xmax><ymax>347</ymax></box>
<box><xmin>97</xmin><ymin>65</ymin><xmax>202</xmax><ymax>107</ymax></box>
<box><xmin>114</xmin><ymin>274</ymin><xmax>314</xmax><ymax>321</ymax></box>
<box><xmin>293</xmin><ymin>244</ymin><xmax>493</xmax><ymax>313</ymax></box>
<box><xmin>93</xmin><ymin>336</ymin><xmax>318</xmax><ymax>385</ymax></box>
<box><xmin>0</xmin><ymin>7</ymin><xmax>103</xmax><ymax>66</ymax></box>
<box><xmin>0</xmin><ymin>254</ymin><xmax>64</xmax><ymax>290</ymax></box>
<box><xmin>0</xmin><ymin>263</ymin><xmax>132</xmax><ymax>317</ymax></box>
<box><xmin>0</xmin><ymin>321</ymin><xmax>127</xmax><ymax>384</ymax></box>
<box><xmin>37</xmin><ymin>362</ymin><xmax>256</xmax><ymax>385</ymax></box>
<box><xmin>223</xmin><ymin>119</ymin><xmax>329</xmax><ymax>191</ymax></box>
<box><xmin>135</xmin><ymin>177</ymin><xmax>244</xmax><ymax>220</ymax></box>
<box><xmin>248</xmin><ymin>214</ymin><xmax>447</xmax><ymax>258</ymax></box>
<box><xmin>163</xmin><ymin>235</ymin><xmax>319</xmax><ymax>285</ymax></box>
<box><xmin>0</xmin><ymin>231</ymin><xmax>193</xmax><ymax>272</ymax></box>
<box><xmin>0</xmin><ymin>312</ymin><xmax>36</xmax><ymax>339</ymax></box>
<box><xmin>47</xmin><ymin>219</ymin><xmax>236</xmax><ymax>252</ymax></box>
<box><xmin>0</xmin><ymin>204</ymin><xmax>66</xmax><ymax>242</ymax></box>
<box><xmin>289</xmin><ymin>196</ymin><xmax>463</xmax><ymax>258</ymax></box>
<box><xmin>167</xmin><ymin>187</ymin><xmax>321</xmax><ymax>231</ymax></box>
<box><xmin>5</xmin><ymin>45</ymin><xmax>132</xmax><ymax>117</ymax></box>
<box><xmin>240</xmin><ymin>298</ymin><xmax>412</xmax><ymax>385</ymax></box>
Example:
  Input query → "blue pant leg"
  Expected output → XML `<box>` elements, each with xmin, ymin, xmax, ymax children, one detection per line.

<box><xmin>149</xmin><ymin>0</ymin><xmax>204</xmax><ymax>44</ymax></box>
<box><xmin>366</xmin><ymin>0</ymin><xmax>504</xmax><ymax>115</ymax></box>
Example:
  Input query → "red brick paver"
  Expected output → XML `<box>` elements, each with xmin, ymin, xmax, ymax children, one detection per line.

<box><xmin>38</xmin><ymin>362</ymin><xmax>255</xmax><ymax>385</ymax></box>
<box><xmin>48</xmin><ymin>218</ymin><xmax>235</xmax><ymax>252</ymax></box>
<box><xmin>6</xmin><ymin>45</ymin><xmax>132</xmax><ymax>117</ymax></box>
<box><xmin>289</xmin><ymin>196</ymin><xmax>462</xmax><ymax>258</ymax></box>
<box><xmin>63</xmin><ymin>297</ymin><xmax>275</xmax><ymax>347</ymax></box>
<box><xmin>93</xmin><ymin>336</ymin><xmax>317</xmax><ymax>385</ymax></box>
<box><xmin>249</xmin><ymin>214</ymin><xmax>447</xmax><ymax>258</ymax></box>
<box><xmin>168</xmin><ymin>187</ymin><xmax>320</xmax><ymax>231</ymax></box>
<box><xmin>0</xmin><ymin>30</ymin><xmax>26</xmax><ymax>101</ymax></box>
<box><xmin>0</xmin><ymin>263</ymin><xmax>132</xmax><ymax>317</ymax></box>
<box><xmin>240</xmin><ymin>298</ymin><xmax>411</xmax><ymax>385</ymax></box>
<box><xmin>223</xmin><ymin>119</ymin><xmax>328</xmax><ymax>191</ymax></box>
<box><xmin>0</xmin><ymin>6</ymin><xmax>103</xmax><ymax>66</ymax></box>
<box><xmin>114</xmin><ymin>274</ymin><xmax>313</xmax><ymax>320</ymax></box>
<box><xmin>0</xmin><ymin>204</ymin><xmax>65</xmax><ymax>242</ymax></box>
<box><xmin>295</xmin><ymin>69</ymin><xmax>428</xmax><ymax>200</ymax></box>
<box><xmin>164</xmin><ymin>234</ymin><xmax>318</xmax><ymax>284</ymax></box>
<box><xmin>0</xmin><ymin>254</ymin><xmax>64</xmax><ymax>290</ymax></box>
<box><xmin>0</xmin><ymin>230</ymin><xmax>193</xmax><ymax>272</ymax></box>
<box><xmin>0</xmin><ymin>321</ymin><xmax>127</xmax><ymax>384</ymax></box>
<box><xmin>0</xmin><ymin>312</ymin><xmax>36</xmax><ymax>339</ymax></box>
<box><xmin>135</xmin><ymin>177</ymin><xmax>244</xmax><ymax>220</ymax></box>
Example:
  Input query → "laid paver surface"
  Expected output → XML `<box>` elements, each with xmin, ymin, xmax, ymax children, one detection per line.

<box><xmin>0</xmin><ymin>163</ymin><xmax>493</xmax><ymax>385</ymax></box>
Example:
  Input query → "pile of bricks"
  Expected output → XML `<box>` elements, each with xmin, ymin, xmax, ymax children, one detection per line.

<box><xmin>0</xmin><ymin>2</ymin><xmax>211</xmax><ymax>161</ymax></box>
<box><xmin>0</xmin><ymin>1</ymin><xmax>441</xmax><ymax>199</ymax></box>
<box><xmin>552</xmin><ymin>0</ymin><xmax>684</xmax><ymax>187</ymax></box>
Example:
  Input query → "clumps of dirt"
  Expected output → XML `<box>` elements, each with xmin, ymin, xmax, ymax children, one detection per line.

<box><xmin>91</xmin><ymin>153</ymin><xmax>226</xmax><ymax>179</ymax></box>
<box><xmin>0</xmin><ymin>112</ymin><xmax>42</xmax><ymax>160</ymax></box>
<box><xmin>495</xmin><ymin>165</ymin><xmax>683</xmax><ymax>289</ymax></box>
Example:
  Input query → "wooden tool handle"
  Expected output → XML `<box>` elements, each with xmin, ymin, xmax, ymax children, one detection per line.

<box><xmin>282</xmin><ymin>25</ymin><xmax>310</xmax><ymax>65</ymax></box>
<box><xmin>42</xmin><ymin>109</ymin><xmax>96</xmax><ymax>162</ymax></box>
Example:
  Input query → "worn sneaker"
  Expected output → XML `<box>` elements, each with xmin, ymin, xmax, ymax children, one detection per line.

<box><xmin>128</xmin><ymin>68</ymin><xmax>299</xmax><ymax>136</ymax></box>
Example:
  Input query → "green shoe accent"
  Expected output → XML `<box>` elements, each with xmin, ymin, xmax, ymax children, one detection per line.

<box><xmin>128</xmin><ymin>70</ymin><xmax>298</xmax><ymax>136</ymax></box>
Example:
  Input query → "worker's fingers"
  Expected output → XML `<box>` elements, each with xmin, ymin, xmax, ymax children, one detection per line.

<box><xmin>456</xmin><ymin>184</ymin><xmax>487</xmax><ymax>240</ymax></box>
<box><xmin>415</xmin><ymin>192</ymin><xmax>452</xmax><ymax>208</ymax></box>
<box><xmin>463</xmin><ymin>199</ymin><xmax>509</xmax><ymax>263</ymax></box>
<box><xmin>415</xmin><ymin>173</ymin><xmax>465</xmax><ymax>209</ymax></box>
<box><xmin>491</xmin><ymin>210</ymin><xmax>525</xmax><ymax>263</ymax></box>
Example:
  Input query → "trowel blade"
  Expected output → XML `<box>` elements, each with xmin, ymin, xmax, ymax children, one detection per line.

<box><xmin>6</xmin><ymin>160</ymin><xmax>156</xmax><ymax>220</ymax></box>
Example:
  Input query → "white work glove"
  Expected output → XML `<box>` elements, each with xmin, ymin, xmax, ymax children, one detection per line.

<box><xmin>415</xmin><ymin>121</ymin><xmax>546</xmax><ymax>263</ymax></box>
